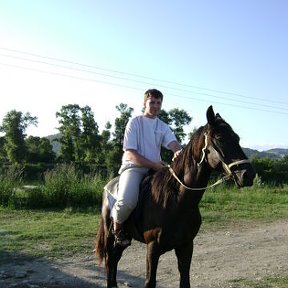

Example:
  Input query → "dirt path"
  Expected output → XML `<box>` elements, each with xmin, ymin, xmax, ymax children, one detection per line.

<box><xmin>1</xmin><ymin>220</ymin><xmax>287</xmax><ymax>288</ymax></box>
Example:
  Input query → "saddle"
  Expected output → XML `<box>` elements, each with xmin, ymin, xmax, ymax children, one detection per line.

<box><xmin>104</xmin><ymin>172</ymin><xmax>153</xmax><ymax>221</ymax></box>
<box><xmin>104</xmin><ymin>176</ymin><xmax>120</xmax><ymax>211</ymax></box>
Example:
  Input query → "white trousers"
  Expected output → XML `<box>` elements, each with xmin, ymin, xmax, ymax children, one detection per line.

<box><xmin>111</xmin><ymin>166</ymin><xmax>148</xmax><ymax>224</ymax></box>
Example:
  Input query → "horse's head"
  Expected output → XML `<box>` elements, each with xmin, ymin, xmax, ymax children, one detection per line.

<box><xmin>201</xmin><ymin>105</ymin><xmax>256</xmax><ymax>187</ymax></box>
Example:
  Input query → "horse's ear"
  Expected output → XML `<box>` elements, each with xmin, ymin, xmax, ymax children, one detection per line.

<box><xmin>215</xmin><ymin>113</ymin><xmax>222</xmax><ymax>120</ymax></box>
<box><xmin>207</xmin><ymin>105</ymin><xmax>215</xmax><ymax>125</ymax></box>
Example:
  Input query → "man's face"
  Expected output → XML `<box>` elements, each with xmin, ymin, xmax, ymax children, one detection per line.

<box><xmin>144</xmin><ymin>96</ymin><xmax>162</xmax><ymax>118</ymax></box>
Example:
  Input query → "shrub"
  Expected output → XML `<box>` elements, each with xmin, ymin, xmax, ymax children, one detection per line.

<box><xmin>0</xmin><ymin>165</ymin><xmax>23</xmax><ymax>206</ymax></box>
<box><xmin>43</xmin><ymin>163</ymin><xmax>104</xmax><ymax>209</ymax></box>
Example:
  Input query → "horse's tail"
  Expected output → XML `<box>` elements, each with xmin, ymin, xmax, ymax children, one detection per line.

<box><xmin>95</xmin><ymin>216</ymin><xmax>107</xmax><ymax>269</ymax></box>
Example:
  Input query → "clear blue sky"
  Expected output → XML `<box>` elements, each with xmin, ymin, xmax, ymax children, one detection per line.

<box><xmin>0</xmin><ymin>0</ymin><xmax>287</xmax><ymax>151</ymax></box>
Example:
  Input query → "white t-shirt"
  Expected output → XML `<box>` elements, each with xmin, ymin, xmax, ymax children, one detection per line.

<box><xmin>122</xmin><ymin>115</ymin><xmax>177</xmax><ymax>165</ymax></box>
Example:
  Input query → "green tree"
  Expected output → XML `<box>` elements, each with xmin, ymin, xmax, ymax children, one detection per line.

<box><xmin>0</xmin><ymin>136</ymin><xmax>6</xmax><ymax>163</ymax></box>
<box><xmin>159</xmin><ymin>108</ymin><xmax>192</xmax><ymax>162</ymax></box>
<box><xmin>25</xmin><ymin>136</ymin><xmax>55</xmax><ymax>163</ymax></box>
<box><xmin>100</xmin><ymin>121</ymin><xmax>113</xmax><ymax>174</ymax></box>
<box><xmin>80</xmin><ymin>105</ymin><xmax>101</xmax><ymax>163</ymax></box>
<box><xmin>113</xmin><ymin>103</ymin><xmax>134</xmax><ymax>149</ymax></box>
<box><xmin>108</xmin><ymin>103</ymin><xmax>133</xmax><ymax>175</ymax></box>
<box><xmin>159</xmin><ymin>108</ymin><xmax>192</xmax><ymax>143</ymax></box>
<box><xmin>168</xmin><ymin>108</ymin><xmax>192</xmax><ymax>142</ymax></box>
<box><xmin>56</xmin><ymin>104</ymin><xmax>82</xmax><ymax>162</ymax></box>
<box><xmin>0</xmin><ymin>110</ymin><xmax>38</xmax><ymax>164</ymax></box>
<box><xmin>56</xmin><ymin>104</ymin><xmax>102</xmax><ymax>164</ymax></box>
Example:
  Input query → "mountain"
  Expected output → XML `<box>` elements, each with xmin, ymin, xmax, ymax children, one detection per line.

<box><xmin>243</xmin><ymin>148</ymin><xmax>288</xmax><ymax>160</ymax></box>
<box><xmin>45</xmin><ymin>133</ymin><xmax>61</xmax><ymax>155</ymax></box>
<box><xmin>265</xmin><ymin>148</ymin><xmax>288</xmax><ymax>158</ymax></box>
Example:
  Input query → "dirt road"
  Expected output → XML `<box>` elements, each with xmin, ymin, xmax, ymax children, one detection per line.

<box><xmin>1</xmin><ymin>220</ymin><xmax>287</xmax><ymax>288</ymax></box>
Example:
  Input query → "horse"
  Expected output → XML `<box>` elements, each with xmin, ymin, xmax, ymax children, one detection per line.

<box><xmin>95</xmin><ymin>105</ymin><xmax>256</xmax><ymax>288</ymax></box>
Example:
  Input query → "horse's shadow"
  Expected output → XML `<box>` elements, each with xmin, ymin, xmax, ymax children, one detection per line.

<box><xmin>0</xmin><ymin>250</ymin><xmax>145</xmax><ymax>288</ymax></box>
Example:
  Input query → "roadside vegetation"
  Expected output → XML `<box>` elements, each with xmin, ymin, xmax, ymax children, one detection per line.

<box><xmin>0</xmin><ymin>164</ymin><xmax>105</xmax><ymax>209</ymax></box>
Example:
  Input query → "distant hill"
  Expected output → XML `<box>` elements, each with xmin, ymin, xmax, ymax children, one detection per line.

<box><xmin>45</xmin><ymin>133</ymin><xmax>288</xmax><ymax>160</ymax></box>
<box><xmin>243</xmin><ymin>148</ymin><xmax>288</xmax><ymax>160</ymax></box>
<box><xmin>265</xmin><ymin>148</ymin><xmax>288</xmax><ymax>158</ymax></box>
<box><xmin>45</xmin><ymin>133</ymin><xmax>61</xmax><ymax>155</ymax></box>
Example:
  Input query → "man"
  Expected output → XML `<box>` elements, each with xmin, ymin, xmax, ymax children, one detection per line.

<box><xmin>111</xmin><ymin>89</ymin><xmax>182</xmax><ymax>247</ymax></box>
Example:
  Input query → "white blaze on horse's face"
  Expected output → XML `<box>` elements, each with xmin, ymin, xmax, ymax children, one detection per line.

<box><xmin>206</xmin><ymin>144</ymin><xmax>223</xmax><ymax>169</ymax></box>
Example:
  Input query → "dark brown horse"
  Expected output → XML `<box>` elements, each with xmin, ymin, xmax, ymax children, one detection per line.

<box><xmin>95</xmin><ymin>106</ymin><xmax>255</xmax><ymax>288</ymax></box>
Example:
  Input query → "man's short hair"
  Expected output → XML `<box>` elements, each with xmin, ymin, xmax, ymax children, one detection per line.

<box><xmin>144</xmin><ymin>89</ymin><xmax>163</xmax><ymax>103</ymax></box>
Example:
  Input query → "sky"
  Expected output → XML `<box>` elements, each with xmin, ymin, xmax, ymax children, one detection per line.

<box><xmin>0</xmin><ymin>0</ymin><xmax>287</xmax><ymax>151</ymax></box>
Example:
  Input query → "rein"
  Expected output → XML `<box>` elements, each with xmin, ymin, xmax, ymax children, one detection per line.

<box><xmin>167</xmin><ymin>164</ymin><xmax>231</xmax><ymax>191</ymax></box>
<box><xmin>167</xmin><ymin>133</ymin><xmax>251</xmax><ymax>191</ymax></box>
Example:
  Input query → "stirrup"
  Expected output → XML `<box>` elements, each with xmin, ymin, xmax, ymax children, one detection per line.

<box><xmin>113</xmin><ymin>229</ymin><xmax>131</xmax><ymax>248</ymax></box>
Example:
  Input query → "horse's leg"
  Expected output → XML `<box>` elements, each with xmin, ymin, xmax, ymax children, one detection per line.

<box><xmin>145</xmin><ymin>241</ymin><xmax>161</xmax><ymax>288</ymax></box>
<box><xmin>106</xmin><ymin>236</ymin><xmax>126</xmax><ymax>288</ymax></box>
<box><xmin>175</xmin><ymin>242</ymin><xmax>193</xmax><ymax>288</ymax></box>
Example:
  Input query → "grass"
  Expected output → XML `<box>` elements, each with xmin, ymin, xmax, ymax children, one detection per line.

<box><xmin>200</xmin><ymin>184</ymin><xmax>288</xmax><ymax>226</ymax></box>
<box><xmin>0</xmin><ymin>207</ymin><xmax>100</xmax><ymax>262</ymax></box>
<box><xmin>229</xmin><ymin>275</ymin><xmax>288</xmax><ymax>287</ymax></box>
<box><xmin>1</xmin><ymin>184</ymin><xmax>287</xmax><ymax>260</ymax></box>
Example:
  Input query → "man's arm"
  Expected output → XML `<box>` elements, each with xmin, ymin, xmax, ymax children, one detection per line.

<box><xmin>168</xmin><ymin>140</ymin><xmax>183</xmax><ymax>161</ymax></box>
<box><xmin>124</xmin><ymin>149</ymin><xmax>166</xmax><ymax>171</ymax></box>
<box><xmin>168</xmin><ymin>140</ymin><xmax>182</xmax><ymax>153</ymax></box>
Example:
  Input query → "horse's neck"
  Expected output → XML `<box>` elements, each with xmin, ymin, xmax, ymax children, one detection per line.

<box><xmin>194</xmin><ymin>163</ymin><xmax>212</xmax><ymax>187</ymax></box>
<box><xmin>179</xmin><ymin>151</ymin><xmax>212</xmax><ymax>190</ymax></box>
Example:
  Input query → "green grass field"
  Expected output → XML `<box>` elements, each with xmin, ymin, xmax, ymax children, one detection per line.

<box><xmin>1</xmin><ymin>184</ymin><xmax>288</xmax><ymax>259</ymax></box>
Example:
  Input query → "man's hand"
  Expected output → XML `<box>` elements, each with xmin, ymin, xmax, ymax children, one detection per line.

<box><xmin>153</xmin><ymin>161</ymin><xmax>167</xmax><ymax>171</ymax></box>
<box><xmin>172</xmin><ymin>149</ymin><xmax>183</xmax><ymax>161</ymax></box>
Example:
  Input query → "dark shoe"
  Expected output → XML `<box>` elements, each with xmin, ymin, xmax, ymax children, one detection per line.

<box><xmin>113</xmin><ymin>229</ymin><xmax>131</xmax><ymax>248</ymax></box>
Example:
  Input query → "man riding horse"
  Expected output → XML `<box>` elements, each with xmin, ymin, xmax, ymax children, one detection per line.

<box><xmin>111</xmin><ymin>88</ymin><xmax>182</xmax><ymax>248</ymax></box>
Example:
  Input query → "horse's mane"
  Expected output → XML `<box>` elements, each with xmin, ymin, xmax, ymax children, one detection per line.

<box><xmin>150</xmin><ymin>125</ymin><xmax>206</xmax><ymax>207</ymax></box>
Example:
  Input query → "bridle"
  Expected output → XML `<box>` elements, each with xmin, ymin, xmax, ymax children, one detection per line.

<box><xmin>167</xmin><ymin>132</ymin><xmax>251</xmax><ymax>191</ymax></box>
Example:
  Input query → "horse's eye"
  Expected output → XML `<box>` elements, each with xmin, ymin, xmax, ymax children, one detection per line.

<box><xmin>215</xmin><ymin>135</ymin><xmax>223</xmax><ymax>141</ymax></box>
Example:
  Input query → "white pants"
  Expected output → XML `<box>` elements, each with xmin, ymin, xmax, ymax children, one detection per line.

<box><xmin>111</xmin><ymin>166</ymin><xmax>148</xmax><ymax>224</ymax></box>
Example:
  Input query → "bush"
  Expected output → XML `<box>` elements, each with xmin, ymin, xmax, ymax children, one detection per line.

<box><xmin>0</xmin><ymin>163</ymin><xmax>106</xmax><ymax>209</ymax></box>
<box><xmin>43</xmin><ymin>163</ymin><xmax>104</xmax><ymax>209</ymax></box>
<box><xmin>0</xmin><ymin>166</ymin><xmax>23</xmax><ymax>206</ymax></box>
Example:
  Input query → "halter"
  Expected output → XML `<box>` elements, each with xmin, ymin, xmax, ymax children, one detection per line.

<box><xmin>168</xmin><ymin>132</ymin><xmax>251</xmax><ymax>191</ymax></box>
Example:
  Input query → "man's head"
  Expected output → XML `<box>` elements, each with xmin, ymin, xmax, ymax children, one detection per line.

<box><xmin>143</xmin><ymin>89</ymin><xmax>163</xmax><ymax>118</ymax></box>
<box><xmin>144</xmin><ymin>89</ymin><xmax>163</xmax><ymax>104</ymax></box>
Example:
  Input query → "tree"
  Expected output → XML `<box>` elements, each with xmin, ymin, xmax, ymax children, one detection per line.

<box><xmin>108</xmin><ymin>103</ymin><xmax>133</xmax><ymax>175</ymax></box>
<box><xmin>25</xmin><ymin>136</ymin><xmax>55</xmax><ymax>163</ymax></box>
<box><xmin>100</xmin><ymin>121</ymin><xmax>113</xmax><ymax>174</ymax></box>
<box><xmin>0</xmin><ymin>136</ymin><xmax>6</xmax><ymax>163</ymax></box>
<box><xmin>159</xmin><ymin>108</ymin><xmax>192</xmax><ymax>162</ymax></box>
<box><xmin>113</xmin><ymin>103</ymin><xmax>134</xmax><ymax>149</ymax></box>
<box><xmin>187</xmin><ymin>127</ymin><xmax>198</xmax><ymax>141</ymax></box>
<box><xmin>56</xmin><ymin>104</ymin><xmax>82</xmax><ymax>162</ymax></box>
<box><xmin>80</xmin><ymin>105</ymin><xmax>101</xmax><ymax>163</ymax></box>
<box><xmin>56</xmin><ymin>104</ymin><xmax>102</xmax><ymax>164</ymax></box>
<box><xmin>252</xmin><ymin>156</ymin><xmax>288</xmax><ymax>185</ymax></box>
<box><xmin>0</xmin><ymin>110</ymin><xmax>38</xmax><ymax>164</ymax></box>
<box><xmin>168</xmin><ymin>108</ymin><xmax>192</xmax><ymax>142</ymax></box>
<box><xmin>159</xmin><ymin>108</ymin><xmax>192</xmax><ymax>143</ymax></box>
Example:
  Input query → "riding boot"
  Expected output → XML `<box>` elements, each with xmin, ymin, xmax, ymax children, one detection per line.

<box><xmin>112</xmin><ymin>223</ymin><xmax>131</xmax><ymax>248</ymax></box>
